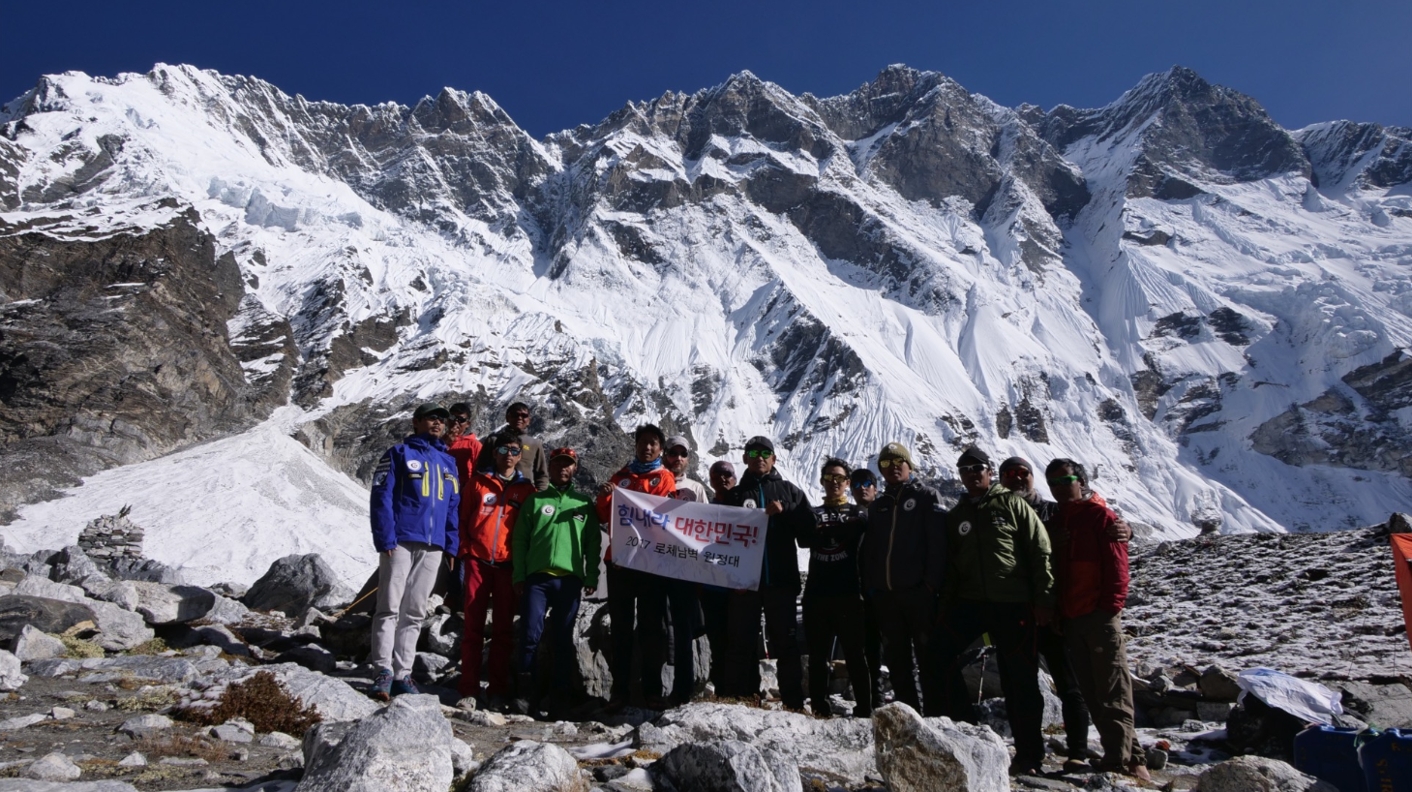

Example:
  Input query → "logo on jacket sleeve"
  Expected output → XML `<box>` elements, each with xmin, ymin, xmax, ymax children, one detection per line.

<box><xmin>541</xmin><ymin>504</ymin><xmax>555</xmax><ymax>516</ymax></box>
<box><xmin>958</xmin><ymin>521</ymin><xmax>973</xmax><ymax>536</ymax></box>
<box><xmin>903</xmin><ymin>499</ymin><xmax>916</xmax><ymax>511</ymax></box>
<box><xmin>406</xmin><ymin>460</ymin><xmax>422</xmax><ymax>472</ymax></box>
<box><xmin>483</xmin><ymin>493</ymin><xmax>497</xmax><ymax>505</ymax></box>
<box><xmin>650</xmin><ymin>477</ymin><xmax>660</xmax><ymax>488</ymax></box>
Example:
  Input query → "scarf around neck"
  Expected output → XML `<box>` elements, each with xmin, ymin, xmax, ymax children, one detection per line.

<box><xmin>628</xmin><ymin>457</ymin><xmax>663</xmax><ymax>475</ymax></box>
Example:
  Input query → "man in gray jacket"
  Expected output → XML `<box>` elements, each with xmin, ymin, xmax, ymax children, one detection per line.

<box><xmin>859</xmin><ymin>442</ymin><xmax>947</xmax><ymax>714</ymax></box>
<box><xmin>480</xmin><ymin>401</ymin><xmax>549</xmax><ymax>490</ymax></box>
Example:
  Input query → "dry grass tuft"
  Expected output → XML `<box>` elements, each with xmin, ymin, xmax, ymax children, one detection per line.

<box><xmin>124</xmin><ymin>638</ymin><xmax>170</xmax><ymax>655</ymax></box>
<box><xmin>61</xmin><ymin>635</ymin><xmax>105</xmax><ymax>658</ymax></box>
<box><xmin>175</xmin><ymin>670</ymin><xmax>322</xmax><ymax>737</ymax></box>
<box><xmin>134</xmin><ymin>734</ymin><xmax>228</xmax><ymax>762</ymax></box>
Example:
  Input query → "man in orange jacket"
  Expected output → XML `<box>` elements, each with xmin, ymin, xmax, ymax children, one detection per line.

<box><xmin>597</xmin><ymin>424</ymin><xmax>677</xmax><ymax>711</ymax></box>
<box><xmin>459</xmin><ymin>430</ymin><xmax>536</xmax><ymax>708</ymax></box>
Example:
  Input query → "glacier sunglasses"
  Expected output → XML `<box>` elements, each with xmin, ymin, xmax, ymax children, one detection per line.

<box><xmin>745</xmin><ymin>449</ymin><xmax>773</xmax><ymax>459</ymax></box>
<box><xmin>495</xmin><ymin>445</ymin><xmax>523</xmax><ymax>457</ymax></box>
<box><xmin>878</xmin><ymin>457</ymin><xmax>907</xmax><ymax>469</ymax></box>
<box><xmin>820</xmin><ymin>474</ymin><xmax>849</xmax><ymax>485</ymax></box>
<box><xmin>957</xmin><ymin>464</ymin><xmax>988</xmax><ymax>474</ymax></box>
<box><xmin>1047</xmin><ymin>474</ymin><xmax>1081</xmax><ymax>486</ymax></box>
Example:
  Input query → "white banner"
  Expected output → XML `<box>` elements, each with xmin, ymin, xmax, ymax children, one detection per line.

<box><xmin>610</xmin><ymin>488</ymin><xmax>768</xmax><ymax>590</ymax></box>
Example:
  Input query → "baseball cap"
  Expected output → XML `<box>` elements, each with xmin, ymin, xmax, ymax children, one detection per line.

<box><xmin>665</xmin><ymin>435</ymin><xmax>691</xmax><ymax>454</ymax></box>
<box><xmin>413</xmin><ymin>403</ymin><xmax>450</xmax><ymax>421</ymax></box>
<box><xmin>548</xmin><ymin>447</ymin><xmax>577</xmax><ymax>462</ymax></box>
<box><xmin>744</xmin><ymin>436</ymin><xmax>775</xmax><ymax>453</ymax></box>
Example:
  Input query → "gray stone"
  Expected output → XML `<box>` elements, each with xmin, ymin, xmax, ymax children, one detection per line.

<box><xmin>12</xmin><ymin>625</ymin><xmax>66</xmax><ymax>661</ymax></box>
<box><xmin>189</xmin><ymin>623</ymin><xmax>251</xmax><ymax>656</ymax></box>
<box><xmin>656</xmin><ymin>740</ymin><xmax>802</xmax><ymax>792</ymax></box>
<box><xmin>118</xmin><ymin>713</ymin><xmax>173</xmax><ymax>736</ymax></box>
<box><xmin>243</xmin><ymin>554</ymin><xmax>354</xmax><ymax>616</ymax></box>
<box><xmin>14</xmin><ymin>576</ymin><xmax>89</xmax><ymax>604</ymax></box>
<box><xmin>0</xmin><ymin>648</ymin><xmax>28</xmax><ymax>691</ymax></box>
<box><xmin>85</xmin><ymin>700</ymin><xmax>109</xmax><ymax>712</ymax></box>
<box><xmin>414</xmin><ymin>651</ymin><xmax>450</xmax><ymax>676</ymax></box>
<box><xmin>118</xmin><ymin>751</ymin><xmax>147</xmax><ymax>766</ymax></box>
<box><xmin>273</xmin><ymin>644</ymin><xmax>336</xmax><ymax>673</ymax></box>
<box><xmin>1195</xmin><ymin>756</ymin><xmax>1338</xmax><ymax>792</ymax></box>
<box><xmin>451</xmin><ymin>737</ymin><xmax>478</xmax><ymax>777</ymax></box>
<box><xmin>468</xmin><ymin>710</ymin><xmax>507</xmax><ymax>727</ymax></box>
<box><xmin>873</xmin><ymin>702</ymin><xmax>1009</xmax><ymax>792</ymax></box>
<box><xmin>1200</xmin><ymin>666</ymin><xmax>1242</xmax><ymax>702</ymax></box>
<box><xmin>107</xmin><ymin>557</ymin><xmax>185</xmax><ymax>585</ymax></box>
<box><xmin>131</xmin><ymin>582</ymin><xmax>219</xmax><ymax>625</ymax></box>
<box><xmin>261</xmin><ymin>731</ymin><xmax>302</xmax><ymax>750</ymax></box>
<box><xmin>652</xmin><ymin>702</ymin><xmax>877</xmax><ymax>787</ymax></box>
<box><xmin>302</xmin><ymin>720</ymin><xmax>356</xmax><ymax>770</ymax></box>
<box><xmin>1197</xmin><ymin>701</ymin><xmax>1235</xmax><ymax>722</ymax></box>
<box><xmin>298</xmin><ymin>693</ymin><xmax>454</xmax><ymax>792</ymax></box>
<box><xmin>75</xmin><ymin>577</ymin><xmax>140</xmax><ymax>612</ymax></box>
<box><xmin>420</xmin><ymin>612</ymin><xmax>458</xmax><ymax>656</ymax></box>
<box><xmin>468</xmin><ymin>740</ymin><xmax>589</xmax><ymax>792</ymax></box>
<box><xmin>0</xmin><ymin>712</ymin><xmax>48</xmax><ymax>730</ymax></box>
<box><xmin>49</xmin><ymin>546</ymin><xmax>104</xmax><ymax>585</ymax></box>
<box><xmin>88</xmin><ymin>599</ymin><xmax>154</xmax><ymax>651</ymax></box>
<box><xmin>25</xmin><ymin>752</ymin><xmax>82</xmax><ymax>781</ymax></box>
<box><xmin>211</xmin><ymin>721</ymin><xmax>255</xmax><ymax>742</ymax></box>
<box><xmin>158</xmin><ymin>757</ymin><xmax>207</xmax><ymax>766</ymax></box>
<box><xmin>48</xmin><ymin>656</ymin><xmax>199</xmax><ymax>685</ymax></box>
<box><xmin>205</xmin><ymin>593</ymin><xmax>250</xmax><ymax>625</ymax></box>
<box><xmin>50</xmin><ymin>706</ymin><xmax>75</xmax><ymax>720</ymax></box>
<box><xmin>0</xmin><ymin>595</ymin><xmax>97</xmax><ymax>644</ymax></box>
<box><xmin>1333</xmin><ymin>681</ymin><xmax>1412</xmax><ymax>729</ymax></box>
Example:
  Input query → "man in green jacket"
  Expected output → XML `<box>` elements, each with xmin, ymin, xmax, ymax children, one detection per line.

<box><xmin>934</xmin><ymin>446</ymin><xmax>1055</xmax><ymax>776</ymax></box>
<box><xmin>511</xmin><ymin>447</ymin><xmax>601</xmax><ymax>717</ymax></box>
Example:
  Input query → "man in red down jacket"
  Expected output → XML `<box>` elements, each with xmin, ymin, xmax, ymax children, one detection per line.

<box><xmin>459</xmin><ymin>430</ymin><xmax>536</xmax><ymax>708</ymax></box>
<box><xmin>1045</xmin><ymin>458</ymin><xmax>1150</xmax><ymax>781</ymax></box>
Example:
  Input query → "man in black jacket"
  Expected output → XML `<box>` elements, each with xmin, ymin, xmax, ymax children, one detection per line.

<box><xmin>715</xmin><ymin>435</ymin><xmax>816</xmax><ymax>709</ymax></box>
<box><xmin>801</xmin><ymin>457</ymin><xmax>872</xmax><ymax>716</ymax></box>
<box><xmin>860</xmin><ymin>442</ymin><xmax>947</xmax><ymax>714</ymax></box>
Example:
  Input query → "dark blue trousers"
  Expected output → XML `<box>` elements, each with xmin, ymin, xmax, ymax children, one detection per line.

<box><xmin>517</xmin><ymin>572</ymin><xmax>583</xmax><ymax>694</ymax></box>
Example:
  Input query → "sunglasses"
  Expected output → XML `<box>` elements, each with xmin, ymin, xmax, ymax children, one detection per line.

<box><xmin>450</xmin><ymin>415</ymin><xmax>469</xmax><ymax>425</ymax></box>
<box><xmin>745</xmin><ymin>449</ymin><xmax>772</xmax><ymax>459</ymax></box>
<box><xmin>850</xmin><ymin>480</ymin><xmax>876</xmax><ymax>489</ymax></box>
<box><xmin>496</xmin><ymin>445</ymin><xmax>523</xmax><ymax>456</ymax></box>
<box><xmin>878</xmin><ymin>457</ymin><xmax>906</xmax><ymax>469</ymax></box>
<box><xmin>509</xmin><ymin>412</ymin><xmax>530</xmax><ymax>420</ymax></box>
<box><xmin>666</xmin><ymin>449</ymin><xmax>689</xmax><ymax>457</ymax></box>
<box><xmin>958</xmin><ymin>464</ymin><xmax>988</xmax><ymax>474</ymax></box>
<box><xmin>1048</xmin><ymin>475</ymin><xmax>1080</xmax><ymax>485</ymax></box>
<box><xmin>820</xmin><ymin>474</ymin><xmax>848</xmax><ymax>484</ymax></box>
<box><xmin>1003</xmin><ymin>468</ymin><xmax>1030</xmax><ymax>477</ymax></box>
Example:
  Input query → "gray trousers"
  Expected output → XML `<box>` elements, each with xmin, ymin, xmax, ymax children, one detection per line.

<box><xmin>369</xmin><ymin>541</ymin><xmax>442</xmax><ymax>677</ymax></box>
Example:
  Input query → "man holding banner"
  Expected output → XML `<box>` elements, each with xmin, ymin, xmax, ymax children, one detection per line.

<box><xmin>597</xmin><ymin>424</ymin><xmax>678</xmax><ymax>711</ymax></box>
<box><xmin>715</xmin><ymin>436</ymin><xmax>816</xmax><ymax>710</ymax></box>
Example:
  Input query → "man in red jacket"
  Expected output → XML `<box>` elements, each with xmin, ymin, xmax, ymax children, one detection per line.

<box><xmin>597</xmin><ymin>424</ymin><xmax>677</xmax><ymax>711</ymax></box>
<box><xmin>1046</xmin><ymin>458</ymin><xmax>1149</xmax><ymax>781</ymax></box>
<box><xmin>459</xmin><ymin>430</ymin><xmax>536</xmax><ymax>708</ymax></box>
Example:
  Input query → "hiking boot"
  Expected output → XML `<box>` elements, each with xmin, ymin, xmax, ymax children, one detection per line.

<box><xmin>510</xmin><ymin>672</ymin><xmax>535</xmax><ymax>716</ymax></box>
<box><xmin>1061</xmin><ymin>758</ymin><xmax>1092</xmax><ymax>774</ymax></box>
<box><xmin>371</xmin><ymin>668</ymin><xmax>394</xmax><ymax>701</ymax></box>
<box><xmin>1008</xmin><ymin>756</ymin><xmax>1044</xmax><ymax>777</ymax></box>
<box><xmin>391</xmin><ymin>676</ymin><xmax>420</xmax><ymax>696</ymax></box>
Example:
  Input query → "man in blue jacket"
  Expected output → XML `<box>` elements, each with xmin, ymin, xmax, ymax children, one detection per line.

<box><xmin>368</xmin><ymin>403</ymin><xmax>461</xmax><ymax>700</ymax></box>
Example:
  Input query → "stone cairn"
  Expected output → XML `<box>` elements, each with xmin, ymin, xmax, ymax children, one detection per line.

<box><xmin>76</xmin><ymin>508</ymin><xmax>145</xmax><ymax>561</ymax></box>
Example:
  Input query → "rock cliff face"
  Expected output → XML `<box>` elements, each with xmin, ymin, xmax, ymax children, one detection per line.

<box><xmin>0</xmin><ymin>63</ymin><xmax>1410</xmax><ymax>541</ymax></box>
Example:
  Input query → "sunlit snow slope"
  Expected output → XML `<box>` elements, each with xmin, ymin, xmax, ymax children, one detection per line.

<box><xmin>1</xmin><ymin>63</ymin><xmax>1409</xmax><ymax>569</ymax></box>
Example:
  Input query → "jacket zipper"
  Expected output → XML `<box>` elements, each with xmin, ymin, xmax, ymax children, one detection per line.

<box><xmin>884</xmin><ymin>485</ymin><xmax>900</xmax><ymax>591</ymax></box>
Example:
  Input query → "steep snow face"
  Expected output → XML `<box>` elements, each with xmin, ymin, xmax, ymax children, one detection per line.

<box><xmin>1</xmin><ymin>64</ymin><xmax>1410</xmax><ymax>545</ymax></box>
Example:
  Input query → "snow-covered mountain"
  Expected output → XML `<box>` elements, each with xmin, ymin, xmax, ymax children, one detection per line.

<box><xmin>2</xmin><ymin>62</ymin><xmax>1410</xmax><ymax>570</ymax></box>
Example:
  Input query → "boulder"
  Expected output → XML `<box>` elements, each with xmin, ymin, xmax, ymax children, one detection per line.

<box><xmin>25</xmin><ymin>752</ymin><xmax>82</xmax><ymax>781</ymax></box>
<box><xmin>29</xmin><ymin>656</ymin><xmax>200</xmax><ymax>685</ymax></box>
<box><xmin>872</xmin><ymin>702</ymin><xmax>1009</xmax><ymax>792</ymax></box>
<box><xmin>244</xmin><ymin>554</ymin><xmax>353</xmax><ymax>616</ymax></box>
<box><xmin>11</xmin><ymin>625</ymin><xmax>65</xmax><ymax>661</ymax></box>
<box><xmin>0</xmin><ymin>648</ymin><xmax>25</xmax><ymax>691</ymax></box>
<box><xmin>651</xmin><ymin>702</ymin><xmax>877</xmax><ymax>787</ymax></box>
<box><xmin>1200</xmin><ymin>666</ymin><xmax>1243</xmax><ymax>702</ymax></box>
<box><xmin>118</xmin><ymin>714</ymin><xmax>173</xmax><ymax>736</ymax></box>
<box><xmin>302</xmin><ymin>720</ymin><xmax>357</xmax><ymax>769</ymax></box>
<box><xmin>0</xmin><ymin>594</ymin><xmax>96</xmax><ymax>644</ymax></box>
<box><xmin>656</xmin><ymin>740</ymin><xmax>802</xmax><ymax>792</ymax></box>
<box><xmin>1195</xmin><ymin>755</ymin><xmax>1339</xmax><ymax>791</ymax></box>
<box><xmin>106</xmin><ymin>557</ymin><xmax>185</xmax><ymax>585</ymax></box>
<box><xmin>0</xmin><ymin>713</ymin><xmax>48</xmax><ymax>730</ymax></box>
<box><xmin>210</xmin><ymin>719</ymin><xmax>255</xmax><ymax>743</ymax></box>
<box><xmin>186</xmin><ymin>662</ymin><xmax>376</xmax><ymax>724</ymax></box>
<box><xmin>274</xmin><ymin>645</ymin><xmax>337</xmax><ymax>674</ymax></box>
<box><xmin>131</xmin><ymin>582</ymin><xmax>221</xmax><ymax>624</ymax></box>
<box><xmin>1333</xmin><ymin>681</ymin><xmax>1412</xmax><ymax>728</ymax></box>
<box><xmin>48</xmin><ymin>546</ymin><xmax>104</xmax><ymax>585</ymax></box>
<box><xmin>118</xmin><ymin>752</ymin><xmax>147</xmax><ymax>767</ymax></box>
<box><xmin>14</xmin><ymin>576</ymin><xmax>88</xmax><ymax>604</ymax></box>
<box><xmin>451</xmin><ymin>737</ymin><xmax>478</xmax><ymax>777</ymax></box>
<box><xmin>75</xmin><ymin>577</ymin><xmax>140</xmax><ymax>612</ymax></box>
<box><xmin>298</xmin><ymin>694</ymin><xmax>454</xmax><ymax>792</ymax></box>
<box><xmin>468</xmin><ymin>740</ymin><xmax>589</xmax><ymax>792</ymax></box>
<box><xmin>86</xmin><ymin>601</ymin><xmax>154</xmax><ymax>651</ymax></box>
<box><xmin>261</xmin><ymin>731</ymin><xmax>302</xmax><ymax>750</ymax></box>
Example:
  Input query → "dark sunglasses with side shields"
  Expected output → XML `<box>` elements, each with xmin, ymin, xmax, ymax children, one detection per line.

<box><xmin>1048</xmin><ymin>475</ymin><xmax>1081</xmax><ymax>485</ymax></box>
<box><xmin>496</xmin><ymin>445</ymin><xmax>523</xmax><ymax>456</ymax></box>
<box><xmin>958</xmin><ymin>464</ymin><xmax>988</xmax><ymax>474</ymax></box>
<box><xmin>745</xmin><ymin>449</ymin><xmax>773</xmax><ymax>459</ymax></box>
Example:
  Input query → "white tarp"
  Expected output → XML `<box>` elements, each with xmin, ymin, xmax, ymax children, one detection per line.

<box><xmin>1236</xmin><ymin>667</ymin><xmax>1344</xmax><ymax>725</ymax></box>
<box><xmin>609</xmin><ymin>488</ymin><xmax>768</xmax><ymax>590</ymax></box>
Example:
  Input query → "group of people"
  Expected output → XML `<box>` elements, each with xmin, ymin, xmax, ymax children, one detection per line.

<box><xmin>366</xmin><ymin>400</ymin><xmax>1148</xmax><ymax>779</ymax></box>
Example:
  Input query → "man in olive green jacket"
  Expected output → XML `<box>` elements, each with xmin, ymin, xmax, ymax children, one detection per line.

<box><xmin>934</xmin><ymin>446</ymin><xmax>1055</xmax><ymax>776</ymax></box>
<box><xmin>511</xmin><ymin>447</ymin><xmax>600</xmax><ymax>716</ymax></box>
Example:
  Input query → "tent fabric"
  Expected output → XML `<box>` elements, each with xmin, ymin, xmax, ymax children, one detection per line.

<box><xmin>1391</xmin><ymin>534</ymin><xmax>1412</xmax><ymax>655</ymax></box>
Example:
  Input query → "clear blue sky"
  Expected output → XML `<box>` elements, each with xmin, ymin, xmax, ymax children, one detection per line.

<box><xmin>2</xmin><ymin>0</ymin><xmax>1408</xmax><ymax>137</ymax></box>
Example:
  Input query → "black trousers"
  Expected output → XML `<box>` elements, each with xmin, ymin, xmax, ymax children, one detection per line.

<box><xmin>660</xmin><ymin>576</ymin><xmax>700</xmax><ymax>703</ymax></box>
<box><xmin>933</xmin><ymin>600</ymin><xmax>1046</xmax><ymax>766</ymax></box>
<box><xmin>1038</xmin><ymin>624</ymin><xmax>1092</xmax><ymax>754</ymax></box>
<box><xmin>723</xmin><ymin>585</ymin><xmax>804</xmax><ymax>709</ymax></box>
<box><xmin>864</xmin><ymin>594</ymin><xmax>886</xmax><ymax>706</ymax></box>
<box><xmin>700</xmin><ymin>587</ymin><xmax>730</xmax><ymax>690</ymax></box>
<box><xmin>606</xmin><ymin>565</ymin><xmax>666</xmax><ymax>701</ymax></box>
<box><xmin>872</xmin><ymin>586</ymin><xmax>942</xmax><ymax>715</ymax></box>
<box><xmin>802</xmin><ymin>593</ymin><xmax>873</xmax><ymax>715</ymax></box>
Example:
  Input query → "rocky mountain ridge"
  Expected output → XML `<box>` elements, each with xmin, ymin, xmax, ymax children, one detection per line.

<box><xmin>1</xmin><ymin>63</ymin><xmax>1411</xmax><ymax>552</ymax></box>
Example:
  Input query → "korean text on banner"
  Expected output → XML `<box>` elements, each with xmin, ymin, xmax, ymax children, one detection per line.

<box><xmin>610</xmin><ymin>487</ymin><xmax>768</xmax><ymax>590</ymax></box>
